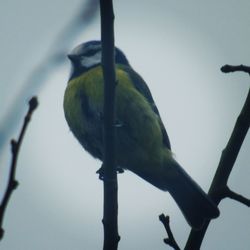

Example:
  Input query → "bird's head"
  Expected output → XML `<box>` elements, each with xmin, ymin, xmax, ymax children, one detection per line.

<box><xmin>68</xmin><ymin>40</ymin><xmax>130</xmax><ymax>80</ymax></box>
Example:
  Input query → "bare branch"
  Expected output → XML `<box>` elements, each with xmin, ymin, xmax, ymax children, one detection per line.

<box><xmin>225</xmin><ymin>187</ymin><xmax>250</xmax><ymax>207</ymax></box>
<box><xmin>100</xmin><ymin>0</ymin><xmax>120</xmax><ymax>249</ymax></box>
<box><xmin>221</xmin><ymin>64</ymin><xmax>250</xmax><ymax>74</ymax></box>
<box><xmin>159</xmin><ymin>214</ymin><xmax>180</xmax><ymax>250</ymax></box>
<box><xmin>185</xmin><ymin>66</ymin><xmax>250</xmax><ymax>250</ymax></box>
<box><xmin>0</xmin><ymin>97</ymin><xmax>38</xmax><ymax>240</ymax></box>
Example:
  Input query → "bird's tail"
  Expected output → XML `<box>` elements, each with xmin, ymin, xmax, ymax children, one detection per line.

<box><xmin>161</xmin><ymin>154</ymin><xmax>219</xmax><ymax>229</ymax></box>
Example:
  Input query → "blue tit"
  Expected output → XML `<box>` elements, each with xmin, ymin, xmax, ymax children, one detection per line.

<box><xmin>63</xmin><ymin>40</ymin><xmax>219</xmax><ymax>229</ymax></box>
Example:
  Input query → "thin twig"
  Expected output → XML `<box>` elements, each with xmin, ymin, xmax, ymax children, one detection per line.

<box><xmin>159</xmin><ymin>214</ymin><xmax>180</xmax><ymax>250</ymax></box>
<box><xmin>100</xmin><ymin>0</ymin><xmax>120</xmax><ymax>249</ymax></box>
<box><xmin>221</xmin><ymin>64</ymin><xmax>250</xmax><ymax>74</ymax></box>
<box><xmin>226</xmin><ymin>187</ymin><xmax>250</xmax><ymax>207</ymax></box>
<box><xmin>0</xmin><ymin>97</ymin><xmax>38</xmax><ymax>240</ymax></box>
<box><xmin>185</xmin><ymin>65</ymin><xmax>250</xmax><ymax>250</ymax></box>
<box><xmin>216</xmin><ymin>186</ymin><xmax>250</xmax><ymax>207</ymax></box>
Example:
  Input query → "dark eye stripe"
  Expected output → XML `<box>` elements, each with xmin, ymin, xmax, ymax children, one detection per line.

<box><xmin>83</xmin><ymin>49</ymin><xmax>98</xmax><ymax>57</ymax></box>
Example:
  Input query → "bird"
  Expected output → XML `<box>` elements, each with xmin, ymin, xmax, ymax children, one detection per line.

<box><xmin>63</xmin><ymin>40</ymin><xmax>219</xmax><ymax>229</ymax></box>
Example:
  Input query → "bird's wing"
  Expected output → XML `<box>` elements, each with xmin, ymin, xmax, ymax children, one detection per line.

<box><xmin>119</xmin><ymin>65</ymin><xmax>171</xmax><ymax>150</ymax></box>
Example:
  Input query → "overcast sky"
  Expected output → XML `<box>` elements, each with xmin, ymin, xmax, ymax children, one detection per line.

<box><xmin>0</xmin><ymin>0</ymin><xmax>250</xmax><ymax>249</ymax></box>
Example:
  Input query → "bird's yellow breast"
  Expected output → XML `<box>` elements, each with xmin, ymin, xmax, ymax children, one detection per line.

<box><xmin>63</xmin><ymin>65</ymin><xmax>164</xmax><ymax>170</ymax></box>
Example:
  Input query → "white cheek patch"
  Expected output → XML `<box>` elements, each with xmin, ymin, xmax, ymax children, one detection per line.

<box><xmin>81</xmin><ymin>51</ymin><xmax>102</xmax><ymax>68</ymax></box>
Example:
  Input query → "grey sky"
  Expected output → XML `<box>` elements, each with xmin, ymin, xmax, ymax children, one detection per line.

<box><xmin>0</xmin><ymin>0</ymin><xmax>249</xmax><ymax>249</ymax></box>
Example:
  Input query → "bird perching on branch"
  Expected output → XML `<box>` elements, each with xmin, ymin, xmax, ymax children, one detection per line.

<box><xmin>63</xmin><ymin>41</ymin><xmax>220</xmax><ymax>229</ymax></box>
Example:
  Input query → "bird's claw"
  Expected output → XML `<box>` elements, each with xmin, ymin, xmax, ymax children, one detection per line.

<box><xmin>96</xmin><ymin>166</ymin><xmax>124</xmax><ymax>180</ymax></box>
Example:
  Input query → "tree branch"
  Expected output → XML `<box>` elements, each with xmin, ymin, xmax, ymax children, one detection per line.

<box><xmin>185</xmin><ymin>65</ymin><xmax>250</xmax><ymax>250</ymax></box>
<box><xmin>221</xmin><ymin>64</ymin><xmax>250</xmax><ymax>74</ymax></box>
<box><xmin>100</xmin><ymin>0</ymin><xmax>120</xmax><ymax>249</ymax></box>
<box><xmin>224</xmin><ymin>186</ymin><xmax>250</xmax><ymax>207</ymax></box>
<box><xmin>0</xmin><ymin>97</ymin><xmax>38</xmax><ymax>240</ymax></box>
<box><xmin>159</xmin><ymin>214</ymin><xmax>180</xmax><ymax>250</ymax></box>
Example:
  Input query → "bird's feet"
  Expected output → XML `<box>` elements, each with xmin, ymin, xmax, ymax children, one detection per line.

<box><xmin>96</xmin><ymin>165</ymin><xmax>124</xmax><ymax>180</ymax></box>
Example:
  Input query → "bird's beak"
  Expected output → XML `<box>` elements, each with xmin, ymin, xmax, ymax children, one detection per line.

<box><xmin>67</xmin><ymin>54</ymin><xmax>78</xmax><ymax>62</ymax></box>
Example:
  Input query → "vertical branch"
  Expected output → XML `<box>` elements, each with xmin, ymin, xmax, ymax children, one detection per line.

<box><xmin>185</xmin><ymin>65</ymin><xmax>250</xmax><ymax>250</ymax></box>
<box><xmin>0</xmin><ymin>97</ymin><xmax>38</xmax><ymax>240</ymax></box>
<box><xmin>100</xmin><ymin>1</ymin><xmax>120</xmax><ymax>250</ymax></box>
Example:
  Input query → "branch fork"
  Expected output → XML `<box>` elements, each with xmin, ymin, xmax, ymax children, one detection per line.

<box><xmin>185</xmin><ymin>65</ymin><xmax>250</xmax><ymax>249</ymax></box>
